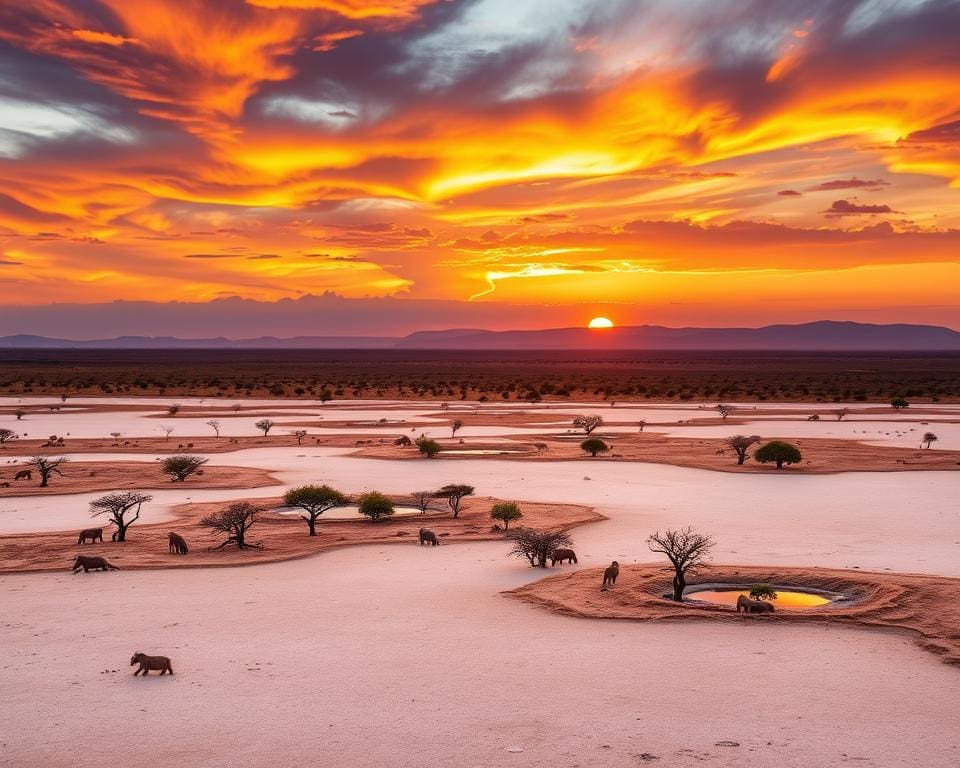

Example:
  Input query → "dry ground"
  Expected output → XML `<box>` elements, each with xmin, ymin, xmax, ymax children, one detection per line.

<box><xmin>509</xmin><ymin>563</ymin><xmax>960</xmax><ymax>665</ymax></box>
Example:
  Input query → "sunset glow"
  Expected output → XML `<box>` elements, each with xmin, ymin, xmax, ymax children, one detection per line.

<box><xmin>1</xmin><ymin>0</ymin><xmax>959</xmax><ymax>334</ymax></box>
<box><xmin>588</xmin><ymin>317</ymin><xmax>614</xmax><ymax>329</ymax></box>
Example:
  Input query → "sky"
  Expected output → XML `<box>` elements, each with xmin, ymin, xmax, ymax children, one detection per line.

<box><xmin>1</xmin><ymin>0</ymin><xmax>959</xmax><ymax>337</ymax></box>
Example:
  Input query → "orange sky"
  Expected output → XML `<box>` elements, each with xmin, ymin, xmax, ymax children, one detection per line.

<box><xmin>1</xmin><ymin>0</ymin><xmax>959</xmax><ymax>334</ymax></box>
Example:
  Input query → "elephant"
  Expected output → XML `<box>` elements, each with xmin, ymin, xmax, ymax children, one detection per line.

<box><xmin>736</xmin><ymin>595</ymin><xmax>775</xmax><ymax>614</ymax></box>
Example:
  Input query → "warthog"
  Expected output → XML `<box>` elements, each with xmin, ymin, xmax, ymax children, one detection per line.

<box><xmin>168</xmin><ymin>532</ymin><xmax>189</xmax><ymax>555</ymax></box>
<box><xmin>14</xmin><ymin>470</ymin><xmax>32</xmax><ymax>481</ymax></box>
<box><xmin>551</xmin><ymin>548</ymin><xmax>578</xmax><ymax>566</ymax></box>
<box><xmin>72</xmin><ymin>555</ymin><xmax>119</xmax><ymax>573</ymax></box>
<box><xmin>736</xmin><ymin>594</ymin><xmax>775</xmax><ymax>614</ymax></box>
<box><xmin>602</xmin><ymin>561</ymin><xmax>619</xmax><ymax>588</ymax></box>
<box><xmin>419</xmin><ymin>527</ymin><xmax>439</xmax><ymax>546</ymax></box>
<box><xmin>77</xmin><ymin>527</ymin><xmax>103</xmax><ymax>545</ymax></box>
<box><xmin>130</xmin><ymin>652</ymin><xmax>173</xmax><ymax>676</ymax></box>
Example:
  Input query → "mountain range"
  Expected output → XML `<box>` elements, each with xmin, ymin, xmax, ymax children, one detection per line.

<box><xmin>1</xmin><ymin>321</ymin><xmax>959</xmax><ymax>351</ymax></box>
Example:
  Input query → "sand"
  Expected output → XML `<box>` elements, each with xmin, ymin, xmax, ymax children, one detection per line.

<box><xmin>510</xmin><ymin>564</ymin><xmax>960</xmax><ymax>664</ymax></box>
<box><xmin>2</xmin><ymin>543</ymin><xmax>959</xmax><ymax>768</ymax></box>
<box><xmin>0</xmin><ymin>496</ymin><xmax>600</xmax><ymax>573</ymax></box>
<box><xmin>1</xmin><ymin>396</ymin><xmax>959</xmax><ymax>767</ymax></box>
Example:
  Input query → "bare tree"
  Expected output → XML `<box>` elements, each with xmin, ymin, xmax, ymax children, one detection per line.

<box><xmin>255</xmin><ymin>418</ymin><xmax>274</xmax><ymax>436</ymax></box>
<box><xmin>573</xmin><ymin>415</ymin><xmax>604</xmax><ymax>435</ymax></box>
<box><xmin>727</xmin><ymin>435</ymin><xmax>761</xmax><ymax>465</ymax></box>
<box><xmin>433</xmin><ymin>484</ymin><xmax>475</xmax><ymax>518</ymax></box>
<box><xmin>206</xmin><ymin>419</ymin><xmax>221</xmax><ymax>437</ymax></box>
<box><xmin>0</xmin><ymin>427</ymin><xmax>18</xmax><ymax>446</ymax></box>
<box><xmin>922</xmin><ymin>432</ymin><xmax>938</xmax><ymax>449</ymax></box>
<box><xmin>292</xmin><ymin>429</ymin><xmax>308</xmax><ymax>445</ymax></box>
<box><xmin>451</xmin><ymin>419</ymin><xmax>463</xmax><ymax>438</ymax></box>
<box><xmin>411</xmin><ymin>491</ymin><xmax>435</xmax><ymax>514</ymax></box>
<box><xmin>28</xmin><ymin>456</ymin><xmax>68</xmax><ymax>487</ymax></box>
<box><xmin>90</xmin><ymin>491</ymin><xmax>152</xmax><ymax>542</ymax></box>
<box><xmin>161</xmin><ymin>454</ymin><xmax>208</xmax><ymax>482</ymax></box>
<box><xmin>833</xmin><ymin>408</ymin><xmax>850</xmax><ymax>421</ymax></box>
<box><xmin>283</xmin><ymin>484</ymin><xmax>348</xmax><ymax>536</ymax></box>
<box><xmin>159</xmin><ymin>425</ymin><xmax>174</xmax><ymax>441</ymax></box>
<box><xmin>716</xmin><ymin>404</ymin><xmax>734</xmax><ymax>420</ymax></box>
<box><xmin>506</xmin><ymin>528</ymin><xmax>573</xmax><ymax>568</ymax></box>
<box><xmin>201</xmin><ymin>502</ymin><xmax>262</xmax><ymax>550</ymax></box>
<box><xmin>647</xmin><ymin>527</ymin><xmax>715</xmax><ymax>602</ymax></box>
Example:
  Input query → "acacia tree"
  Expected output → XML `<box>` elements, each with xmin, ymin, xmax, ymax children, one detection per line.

<box><xmin>754</xmin><ymin>441</ymin><xmax>802</xmax><ymax>469</ymax></box>
<box><xmin>411</xmin><ymin>490</ymin><xmax>435</xmax><ymax>514</ymax></box>
<box><xmin>573</xmin><ymin>415</ymin><xmax>603</xmax><ymax>434</ymax></box>
<box><xmin>161</xmin><ymin>454</ymin><xmax>209</xmax><ymax>482</ymax></box>
<box><xmin>160</xmin><ymin>425</ymin><xmax>174</xmax><ymax>441</ymax></box>
<box><xmin>832</xmin><ymin>408</ymin><xmax>850</xmax><ymax>421</ymax></box>
<box><xmin>507</xmin><ymin>528</ymin><xmax>573</xmax><ymax>568</ymax></box>
<box><xmin>581</xmin><ymin>438</ymin><xmax>609</xmax><ymax>457</ymax></box>
<box><xmin>434</xmin><ymin>484</ymin><xmax>475</xmax><ymax>518</ymax></box>
<box><xmin>637</xmin><ymin>420</ymin><xmax>646</xmax><ymax>433</ymax></box>
<box><xmin>90</xmin><ymin>491</ymin><xmax>152</xmax><ymax>542</ymax></box>
<box><xmin>647</xmin><ymin>527</ymin><xmax>715</xmax><ymax>601</ymax></box>
<box><xmin>255</xmin><ymin>419</ymin><xmax>274</xmax><ymax>436</ymax></box>
<box><xmin>727</xmin><ymin>435</ymin><xmax>761</xmax><ymax>465</ymax></box>
<box><xmin>292</xmin><ymin>429</ymin><xmax>307</xmax><ymax>446</ymax></box>
<box><xmin>451</xmin><ymin>419</ymin><xmax>463</xmax><ymax>438</ymax></box>
<box><xmin>283</xmin><ymin>484</ymin><xmax>348</xmax><ymax>536</ymax></box>
<box><xmin>922</xmin><ymin>432</ymin><xmax>938</xmax><ymax>449</ymax></box>
<box><xmin>490</xmin><ymin>501</ymin><xmax>523</xmax><ymax>530</ymax></box>
<box><xmin>357</xmin><ymin>491</ymin><xmax>394</xmax><ymax>521</ymax></box>
<box><xmin>750</xmin><ymin>584</ymin><xmax>778</xmax><ymax>601</ymax></box>
<box><xmin>201</xmin><ymin>501</ymin><xmax>262</xmax><ymax>550</ymax></box>
<box><xmin>29</xmin><ymin>456</ymin><xmax>68</xmax><ymax>487</ymax></box>
<box><xmin>0</xmin><ymin>428</ymin><xmax>18</xmax><ymax>446</ymax></box>
<box><xmin>206</xmin><ymin>419</ymin><xmax>221</xmax><ymax>437</ymax></box>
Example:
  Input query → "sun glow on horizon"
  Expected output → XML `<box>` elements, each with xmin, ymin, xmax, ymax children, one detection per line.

<box><xmin>588</xmin><ymin>316</ymin><xmax>614</xmax><ymax>329</ymax></box>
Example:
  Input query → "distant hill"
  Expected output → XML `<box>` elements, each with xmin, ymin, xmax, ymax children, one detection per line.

<box><xmin>0</xmin><ymin>322</ymin><xmax>958</xmax><ymax>351</ymax></box>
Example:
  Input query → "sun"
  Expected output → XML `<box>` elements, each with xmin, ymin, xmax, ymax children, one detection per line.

<box><xmin>588</xmin><ymin>316</ymin><xmax>614</xmax><ymax>329</ymax></box>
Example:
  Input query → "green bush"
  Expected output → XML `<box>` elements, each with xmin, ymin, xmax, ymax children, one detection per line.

<box><xmin>580</xmin><ymin>438</ymin><xmax>609</xmax><ymax>457</ymax></box>
<box><xmin>754</xmin><ymin>441</ymin><xmax>802</xmax><ymax>469</ymax></box>
<box><xmin>490</xmin><ymin>501</ymin><xmax>523</xmax><ymax>530</ymax></box>
<box><xmin>357</xmin><ymin>491</ymin><xmax>394</xmax><ymax>521</ymax></box>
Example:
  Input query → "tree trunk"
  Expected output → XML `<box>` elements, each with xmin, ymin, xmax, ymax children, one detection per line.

<box><xmin>672</xmin><ymin>572</ymin><xmax>686</xmax><ymax>602</ymax></box>
<box><xmin>40</xmin><ymin>476</ymin><xmax>49</xmax><ymax>487</ymax></box>
<box><xmin>307</xmin><ymin>517</ymin><xmax>316</xmax><ymax>536</ymax></box>
<box><xmin>116</xmin><ymin>525</ymin><xmax>126</xmax><ymax>542</ymax></box>
<box><xmin>776</xmin><ymin>459</ymin><xmax>784</xmax><ymax>468</ymax></box>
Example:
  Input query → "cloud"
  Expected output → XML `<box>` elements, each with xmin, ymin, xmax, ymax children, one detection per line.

<box><xmin>809</xmin><ymin>177</ymin><xmax>889</xmax><ymax>191</ymax></box>
<box><xmin>777</xmin><ymin>189</ymin><xmax>802</xmax><ymax>197</ymax></box>
<box><xmin>823</xmin><ymin>199</ymin><xmax>895</xmax><ymax>216</ymax></box>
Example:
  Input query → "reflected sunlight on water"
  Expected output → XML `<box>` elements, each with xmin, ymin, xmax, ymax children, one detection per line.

<box><xmin>686</xmin><ymin>588</ymin><xmax>832</xmax><ymax>609</ymax></box>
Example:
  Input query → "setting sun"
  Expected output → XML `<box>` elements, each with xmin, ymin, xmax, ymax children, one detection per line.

<box><xmin>588</xmin><ymin>317</ymin><xmax>614</xmax><ymax>329</ymax></box>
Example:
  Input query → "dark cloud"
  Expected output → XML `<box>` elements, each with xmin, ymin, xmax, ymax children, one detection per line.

<box><xmin>184</xmin><ymin>253</ymin><xmax>235</xmax><ymax>259</ymax></box>
<box><xmin>809</xmin><ymin>178</ymin><xmax>889</xmax><ymax>191</ymax></box>
<box><xmin>823</xmin><ymin>199</ymin><xmax>895</xmax><ymax>216</ymax></box>
<box><xmin>777</xmin><ymin>189</ymin><xmax>802</xmax><ymax>197</ymax></box>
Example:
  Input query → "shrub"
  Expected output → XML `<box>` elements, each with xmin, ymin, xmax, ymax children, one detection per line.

<box><xmin>507</xmin><ymin>528</ymin><xmax>573</xmax><ymax>568</ymax></box>
<box><xmin>161</xmin><ymin>454</ymin><xmax>209</xmax><ymax>481</ymax></box>
<box><xmin>358</xmin><ymin>491</ymin><xmax>394</xmax><ymax>521</ymax></box>
<box><xmin>580</xmin><ymin>438</ymin><xmax>609</xmax><ymax>457</ymax></box>
<box><xmin>490</xmin><ymin>501</ymin><xmax>523</xmax><ymax>530</ymax></box>
<box><xmin>891</xmin><ymin>397</ymin><xmax>909</xmax><ymax>409</ymax></box>
<box><xmin>416</xmin><ymin>438</ymin><xmax>441</xmax><ymax>458</ymax></box>
<box><xmin>749</xmin><ymin>584</ymin><xmax>778</xmax><ymax>601</ymax></box>
<box><xmin>754</xmin><ymin>441</ymin><xmax>802</xmax><ymax>469</ymax></box>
